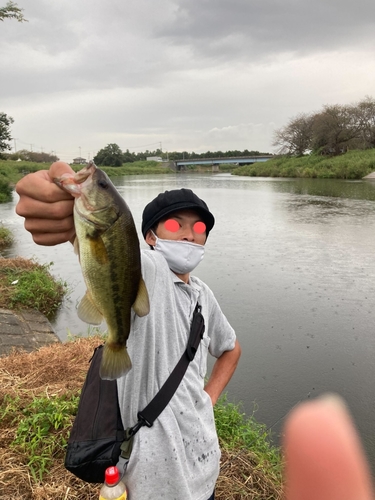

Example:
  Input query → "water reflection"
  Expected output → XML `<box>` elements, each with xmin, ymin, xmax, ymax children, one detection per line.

<box><xmin>1</xmin><ymin>173</ymin><xmax>375</xmax><ymax>469</ymax></box>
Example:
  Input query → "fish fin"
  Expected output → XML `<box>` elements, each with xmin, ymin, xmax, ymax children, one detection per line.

<box><xmin>73</xmin><ymin>236</ymin><xmax>80</xmax><ymax>256</ymax></box>
<box><xmin>77</xmin><ymin>291</ymin><xmax>103</xmax><ymax>325</ymax></box>
<box><xmin>100</xmin><ymin>343</ymin><xmax>132</xmax><ymax>380</ymax></box>
<box><xmin>132</xmin><ymin>277</ymin><xmax>150</xmax><ymax>317</ymax></box>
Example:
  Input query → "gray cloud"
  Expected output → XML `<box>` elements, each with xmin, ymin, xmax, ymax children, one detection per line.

<box><xmin>159</xmin><ymin>0</ymin><xmax>375</xmax><ymax>59</ymax></box>
<box><xmin>1</xmin><ymin>0</ymin><xmax>374</xmax><ymax>158</ymax></box>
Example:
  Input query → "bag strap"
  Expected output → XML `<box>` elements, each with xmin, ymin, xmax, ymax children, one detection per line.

<box><xmin>124</xmin><ymin>302</ymin><xmax>205</xmax><ymax>442</ymax></box>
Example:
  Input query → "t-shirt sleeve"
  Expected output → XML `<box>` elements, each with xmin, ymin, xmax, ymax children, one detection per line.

<box><xmin>205</xmin><ymin>287</ymin><xmax>236</xmax><ymax>358</ymax></box>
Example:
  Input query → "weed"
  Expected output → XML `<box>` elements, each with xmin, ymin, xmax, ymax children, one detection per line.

<box><xmin>10</xmin><ymin>393</ymin><xmax>79</xmax><ymax>482</ymax></box>
<box><xmin>215</xmin><ymin>395</ymin><xmax>282</xmax><ymax>471</ymax></box>
<box><xmin>0</xmin><ymin>225</ymin><xmax>13</xmax><ymax>248</ymax></box>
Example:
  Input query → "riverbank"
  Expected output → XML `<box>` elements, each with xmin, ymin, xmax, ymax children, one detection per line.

<box><xmin>0</xmin><ymin>335</ymin><xmax>283</xmax><ymax>499</ymax></box>
<box><xmin>232</xmin><ymin>149</ymin><xmax>375</xmax><ymax>179</ymax></box>
<box><xmin>0</xmin><ymin>160</ymin><xmax>174</xmax><ymax>203</ymax></box>
<box><xmin>2</xmin><ymin>150</ymin><xmax>375</xmax><ymax>204</ymax></box>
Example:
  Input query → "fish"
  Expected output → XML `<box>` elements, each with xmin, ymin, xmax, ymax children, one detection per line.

<box><xmin>54</xmin><ymin>161</ymin><xmax>149</xmax><ymax>380</ymax></box>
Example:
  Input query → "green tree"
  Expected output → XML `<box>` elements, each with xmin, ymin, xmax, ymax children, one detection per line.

<box><xmin>0</xmin><ymin>1</ymin><xmax>27</xmax><ymax>22</ymax></box>
<box><xmin>122</xmin><ymin>148</ymin><xmax>135</xmax><ymax>163</ymax></box>
<box><xmin>93</xmin><ymin>143</ymin><xmax>124</xmax><ymax>166</ymax></box>
<box><xmin>0</xmin><ymin>112</ymin><xmax>14</xmax><ymax>158</ymax></box>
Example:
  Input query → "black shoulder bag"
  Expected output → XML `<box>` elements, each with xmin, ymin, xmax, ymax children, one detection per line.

<box><xmin>65</xmin><ymin>303</ymin><xmax>205</xmax><ymax>483</ymax></box>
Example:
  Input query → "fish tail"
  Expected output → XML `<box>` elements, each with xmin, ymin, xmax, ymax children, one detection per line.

<box><xmin>99</xmin><ymin>343</ymin><xmax>132</xmax><ymax>380</ymax></box>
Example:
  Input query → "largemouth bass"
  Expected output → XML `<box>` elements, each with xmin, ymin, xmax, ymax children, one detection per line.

<box><xmin>54</xmin><ymin>162</ymin><xmax>149</xmax><ymax>380</ymax></box>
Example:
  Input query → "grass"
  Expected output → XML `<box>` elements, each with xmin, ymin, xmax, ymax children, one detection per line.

<box><xmin>0</xmin><ymin>225</ymin><xmax>14</xmax><ymax>248</ymax></box>
<box><xmin>0</xmin><ymin>160</ymin><xmax>174</xmax><ymax>203</ymax></box>
<box><xmin>7</xmin><ymin>393</ymin><xmax>79</xmax><ymax>482</ymax></box>
<box><xmin>214</xmin><ymin>396</ymin><xmax>283</xmax><ymax>499</ymax></box>
<box><xmin>0</xmin><ymin>337</ymin><xmax>283</xmax><ymax>499</ymax></box>
<box><xmin>97</xmin><ymin>161</ymin><xmax>173</xmax><ymax>176</ymax></box>
<box><xmin>232</xmin><ymin>149</ymin><xmax>375</xmax><ymax>179</ymax></box>
<box><xmin>0</xmin><ymin>257</ymin><xmax>68</xmax><ymax>318</ymax></box>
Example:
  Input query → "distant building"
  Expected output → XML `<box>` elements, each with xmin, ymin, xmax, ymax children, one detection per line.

<box><xmin>146</xmin><ymin>156</ymin><xmax>163</xmax><ymax>162</ymax></box>
<box><xmin>73</xmin><ymin>157</ymin><xmax>87</xmax><ymax>165</ymax></box>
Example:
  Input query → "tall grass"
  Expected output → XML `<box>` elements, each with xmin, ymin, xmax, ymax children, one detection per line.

<box><xmin>0</xmin><ymin>225</ymin><xmax>13</xmax><ymax>248</ymax></box>
<box><xmin>214</xmin><ymin>396</ymin><xmax>281</xmax><ymax>470</ymax></box>
<box><xmin>233</xmin><ymin>149</ymin><xmax>375</xmax><ymax>179</ymax></box>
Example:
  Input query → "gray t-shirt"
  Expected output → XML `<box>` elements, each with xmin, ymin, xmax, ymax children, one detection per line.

<box><xmin>117</xmin><ymin>250</ymin><xmax>236</xmax><ymax>500</ymax></box>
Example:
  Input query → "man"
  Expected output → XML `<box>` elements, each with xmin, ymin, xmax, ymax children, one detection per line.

<box><xmin>16</xmin><ymin>161</ymin><xmax>241</xmax><ymax>500</ymax></box>
<box><xmin>16</xmin><ymin>163</ymin><xmax>374</xmax><ymax>499</ymax></box>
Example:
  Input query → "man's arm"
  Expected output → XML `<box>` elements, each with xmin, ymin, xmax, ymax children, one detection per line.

<box><xmin>204</xmin><ymin>339</ymin><xmax>241</xmax><ymax>405</ymax></box>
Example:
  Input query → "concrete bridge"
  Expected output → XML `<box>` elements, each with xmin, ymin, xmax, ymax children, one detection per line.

<box><xmin>173</xmin><ymin>155</ymin><xmax>273</xmax><ymax>171</ymax></box>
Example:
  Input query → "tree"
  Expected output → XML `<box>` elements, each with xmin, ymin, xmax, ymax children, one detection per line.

<box><xmin>311</xmin><ymin>104</ymin><xmax>361</xmax><ymax>155</ymax></box>
<box><xmin>0</xmin><ymin>1</ymin><xmax>27</xmax><ymax>22</ymax></box>
<box><xmin>7</xmin><ymin>149</ymin><xmax>59</xmax><ymax>163</ymax></box>
<box><xmin>122</xmin><ymin>148</ymin><xmax>135</xmax><ymax>163</ymax></box>
<box><xmin>0</xmin><ymin>112</ymin><xmax>14</xmax><ymax>157</ymax></box>
<box><xmin>273</xmin><ymin>113</ymin><xmax>314</xmax><ymax>156</ymax></box>
<box><xmin>354</xmin><ymin>96</ymin><xmax>375</xmax><ymax>149</ymax></box>
<box><xmin>93</xmin><ymin>143</ymin><xmax>124</xmax><ymax>166</ymax></box>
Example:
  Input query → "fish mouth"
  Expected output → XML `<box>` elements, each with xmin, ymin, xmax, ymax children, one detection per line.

<box><xmin>75</xmin><ymin>198</ymin><xmax>109</xmax><ymax>223</ymax></box>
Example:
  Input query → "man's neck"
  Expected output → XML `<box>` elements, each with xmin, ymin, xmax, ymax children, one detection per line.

<box><xmin>173</xmin><ymin>271</ymin><xmax>190</xmax><ymax>284</ymax></box>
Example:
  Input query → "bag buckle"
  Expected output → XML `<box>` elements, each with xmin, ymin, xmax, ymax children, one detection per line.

<box><xmin>125</xmin><ymin>413</ymin><xmax>152</xmax><ymax>441</ymax></box>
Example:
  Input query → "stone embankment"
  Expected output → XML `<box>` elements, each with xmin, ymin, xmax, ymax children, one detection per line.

<box><xmin>0</xmin><ymin>308</ymin><xmax>59</xmax><ymax>357</ymax></box>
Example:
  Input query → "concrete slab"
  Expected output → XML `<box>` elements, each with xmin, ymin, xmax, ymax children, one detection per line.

<box><xmin>0</xmin><ymin>308</ymin><xmax>60</xmax><ymax>357</ymax></box>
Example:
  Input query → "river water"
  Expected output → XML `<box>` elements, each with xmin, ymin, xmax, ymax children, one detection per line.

<box><xmin>1</xmin><ymin>173</ymin><xmax>375</xmax><ymax>468</ymax></box>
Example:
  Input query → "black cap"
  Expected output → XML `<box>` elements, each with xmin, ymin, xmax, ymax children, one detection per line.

<box><xmin>142</xmin><ymin>188</ymin><xmax>215</xmax><ymax>238</ymax></box>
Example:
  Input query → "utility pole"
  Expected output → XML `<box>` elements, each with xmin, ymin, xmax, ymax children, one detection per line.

<box><xmin>79</xmin><ymin>146</ymin><xmax>81</xmax><ymax>158</ymax></box>
<box><xmin>13</xmin><ymin>138</ymin><xmax>18</xmax><ymax>153</ymax></box>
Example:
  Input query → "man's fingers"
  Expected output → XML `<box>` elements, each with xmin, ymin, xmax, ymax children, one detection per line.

<box><xmin>17</xmin><ymin>198</ymin><xmax>74</xmax><ymax>220</ymax></box>
<box><xmin>48</xmin><ymin>161</ymin><xmax>75</xmax><ymax>182</ymax></box>
<box><xmin>16</xmin><ymin>171</ymin><xmax>74</xmax><ymax>204</ymax></box>
<box><xmin>283</xmin><ymin>394</ymin><xmax>374</xmax><ymax>500</ymax></box>
<box><xmin>24</xmin><ymin>214</ymin><xmax>74</xmax><ymax>234</ymax></box>
<box><xmin>31</xmin><ymin>228</ymin><xmax>76</xmax><ymax>246</ymax></box>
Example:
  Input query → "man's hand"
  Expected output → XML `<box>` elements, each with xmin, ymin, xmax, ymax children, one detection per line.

<box><xmin>16</xmin><ymin>161</ymin><xmax>76</xmax><ymax>246</ymax></box>
<box><xmin>204</xmin><ymin>339</ymin><xmax>241</xmax><ymax>405</ymax></box>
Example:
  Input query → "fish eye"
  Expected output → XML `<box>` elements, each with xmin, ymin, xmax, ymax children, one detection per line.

<box><xmin>98</xmin><ymin>180</ymin><xmax>108</xmax><ymax>189</ymax></box>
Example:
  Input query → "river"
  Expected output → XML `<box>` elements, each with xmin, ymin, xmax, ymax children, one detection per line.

<box><xmin>1</xmin><ymin>173</ymin><xmax>375</xmax><ymax>469</ymax></box>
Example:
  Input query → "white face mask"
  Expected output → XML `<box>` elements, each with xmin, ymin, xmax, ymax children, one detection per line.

<box><xmin>152</xmin><ymin>233</ymin><xmax>205</xmax><ymax>274</ymax></box>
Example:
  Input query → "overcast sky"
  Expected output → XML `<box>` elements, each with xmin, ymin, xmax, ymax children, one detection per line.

<box><xmin>1</xmin><ymin>0</ymin><xmax>375</xmax><ymax>162</ymax></box>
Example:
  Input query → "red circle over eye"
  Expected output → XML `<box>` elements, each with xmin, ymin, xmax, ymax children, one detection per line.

<box><xmin>193</xmin><ymin>221</ymin><xmax>206</xmax><ymax>234</ymax></box>
<box><xmin>164</xmin><ymin>219</ymin><xmax>180</xmax><ymax>232</ymax></box>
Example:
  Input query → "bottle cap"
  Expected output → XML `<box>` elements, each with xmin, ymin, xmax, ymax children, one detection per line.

<box><xmin>105</xmin><ymin>466</ymin><xmax>120</xmax><ymax>486</ymax></box>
